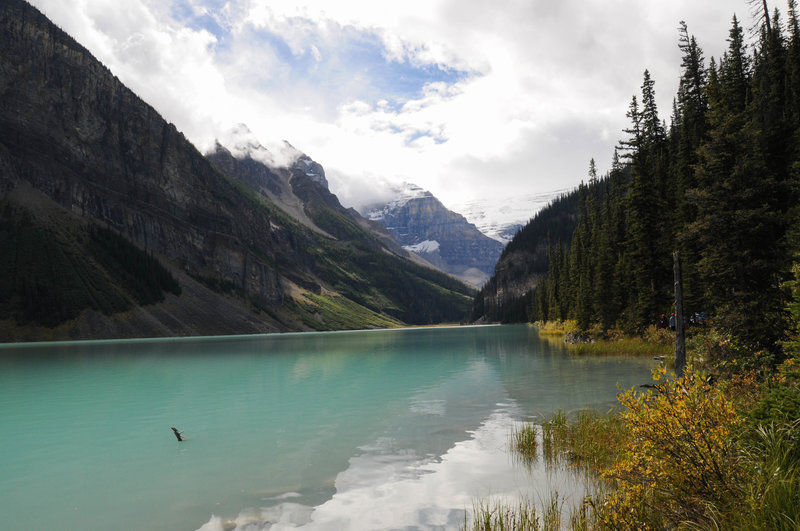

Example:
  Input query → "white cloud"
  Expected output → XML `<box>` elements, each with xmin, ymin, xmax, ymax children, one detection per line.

<box><xmin>27</xmin><ymin>0</ymin><xmax>761</xmax><ymax>211</ymax></box>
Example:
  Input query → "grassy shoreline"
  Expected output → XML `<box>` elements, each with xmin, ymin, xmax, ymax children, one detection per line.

<box><xmin>464</xmin><ymin>322</ymin><xmax>800</xmax><ymax>530</ymax></box>
<box><xmin>534</xmin><ymin>320</ymin><xmax>674</xmax><ymax>359</ymax></box>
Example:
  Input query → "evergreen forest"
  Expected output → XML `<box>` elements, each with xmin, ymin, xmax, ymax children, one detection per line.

<box><xmin>512</xmin><ymin>2</ymin><xmax>800</xmax><ymax>361</ymax></box>
<box><xmin>467</xmin><ymin>7</ymin><xmax>800</xmax><ymax>526</ymax></box>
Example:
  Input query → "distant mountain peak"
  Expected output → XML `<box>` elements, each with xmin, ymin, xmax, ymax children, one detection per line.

<box><xmin>368</xmin><ymin>182</ymin><xmax>430</xmax><ymax>221</ymax></box>
<box><xmin>214</xmin><ymin>125</ymin><xmax>329</xmax><ymax>189</ymax></box>
<box><xmin>361</xmin><ymin>182</ymin><xmax>503</xmax><ymax>288</ymax></box>
<box><xmin>452</xmin><ymin>189</ymin><xmax>570</xmax><ymax>244</ymax></box>
<box><xmin>214</xmin><ymin>123</ymin><xmax>302</xmax><ymax>170</ymax></box>
<box><xmin>293</xmin><ymin>154</ymin><xmax>329</xmax><ymax>189</ymax></box>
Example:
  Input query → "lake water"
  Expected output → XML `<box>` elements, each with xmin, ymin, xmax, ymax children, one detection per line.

<box><xmin>0</xmin><ymin>325</ymin><xmax>655</xmax><ymax>530</ymax></box>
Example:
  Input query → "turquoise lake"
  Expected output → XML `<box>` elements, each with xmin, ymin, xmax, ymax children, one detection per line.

<box><xmin>0</xmin><ymin>324</ymin><xmax>656</xmax><ymax>530</ymax></box>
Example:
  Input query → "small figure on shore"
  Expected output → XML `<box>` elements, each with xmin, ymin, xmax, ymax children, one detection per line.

<box><xmin>669</xmin><ymin>313</ymin><xmax>676</xmax><ymax>331</ymax></box>
<box><xmin>171</xmin><ymin>427</ymin><xmax>183</xmax><ymax>442</ymax></box>
<box><xmin>657</xmin><ymin>314</ymin><xmax>669</xmax><ymax>329</ymax></box>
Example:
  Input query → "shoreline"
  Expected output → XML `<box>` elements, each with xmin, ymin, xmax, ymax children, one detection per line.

<box><xmin>0</xmin><ymin>321</ymin><xmax>500</xmax><ymax>348</ymax></box>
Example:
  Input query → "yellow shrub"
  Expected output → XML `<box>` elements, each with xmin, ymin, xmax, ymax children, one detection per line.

<box><xmin>641</xmin><ymin>324</ymin><xmax>673</xmax><ymax>346</ymax></box>
<box><xmin>562</xmin><ymin>319</ymin><xmax>582</xmax><ymax>336</ymax></box>
<box><xmin>599</xmin><ymin>367</ymin><xmax>746</xmax><ymax>529</ymax></box>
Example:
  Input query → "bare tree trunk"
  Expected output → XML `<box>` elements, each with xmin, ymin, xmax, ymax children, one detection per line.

<box><xmin>750</xmin><ymin>0</ymin><xmax>772</xmax><ymax>33</ymax></box>
<box><xmin>673</xmin><ymin>252</ymin><xmax>686</xmax><ymax>377</ymax></box>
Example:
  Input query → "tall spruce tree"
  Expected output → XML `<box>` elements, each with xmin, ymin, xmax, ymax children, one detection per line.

<box><xmin>787</xmin><ymin>0</ymin><xmax>800</xmax><ymax>127</ymax></box>
<box><xmin>620</xmin><ymin>71</ymin><xmax>670</xmax><ymax>330</ymax></box>
<box><xmin>689</xmin><ymin>15</ymin><xmax>790</xmax><ymax>350</ymax></box>
<box><xmin>570</xmin><ymin>182</ymin><xmax>593</xmax><ymax>330</ymax></box>
<box><xmin>593</xmin><ymin>176</ymin><xmax>618</xmax><ymax>329</ymax></box>
<box><xmin>674</xmin><ymin>22</ymin><xmax>709</xmax><ymax>312</ymax></box>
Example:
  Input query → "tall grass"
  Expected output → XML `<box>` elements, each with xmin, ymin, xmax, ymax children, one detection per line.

<box><xmin>536</xmin><ymin>320</ymin><xmax>675</xmax><ymax>358</ymax></box>
<box><xmin>466</xmin><ymin>498</ymin><xmax>542</xmax><ymax>531</ymax></box>
<box><xmin>474</xmin><ymin>411</ymin><xmax>623</xmax><ymax>530</ymax></box>
<box><xmin>541</xmin><ymin>411</ymin><xmax>569</xmax><ymax>466</ymax></box>
<box><xmin>540</xmin><ymin>410</ymin><xmax>626</xmax><ymax>474</ymax></box>
<box><xmin>534</xmin><ymin>320</ymin><xmax>569</xmax><ymax>335</ymax></box>
<box><xmin>702</xmin><ymin>421</ymin><xmax>800</xmax><ymax>530</ymax></box>
<box><xmin>566</xmin><ymin>337</ymin><xmax>673</xmax><ymax>358</ymax></box>
<box><xmin>511</xmin><ymin>422</ymin><xmax>538</xmax><ymax>463</ymax></box>
<box><xmin>465</xmin><ymin>494</ymin><xmax>566</xmax><ymax>531</ymax></box>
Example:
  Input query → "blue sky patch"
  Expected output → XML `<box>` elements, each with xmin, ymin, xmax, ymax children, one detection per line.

<box><xmin>406</xmin><ymin>130</ymin><xmax>448</xmax><ymax>146</ymax></box>
<box><xmin>170</xmin><ymin>0</ymin><xmax>228</xmax><ymax>41</ymax></box>
<box><xmin>168</xmin><ymin>1</ymin><xmax>473</xmax><ymax>108</ymax></box>
<box><xmin>326</xmin><ymin>29</ymin><xmax>470</xmax><ymax>102</ymax></box>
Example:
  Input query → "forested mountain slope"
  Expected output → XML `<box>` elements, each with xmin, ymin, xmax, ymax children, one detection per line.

<box><xmin>0</xmin><ymin>0</ymin><xmax>472</xmax><ymax>340</ymax></box>
<box><xmin>471</xmin><ymin>190</ymin><xmax>582</xmax><ymax>323</ymax></box>
<box><xmin>474</xmin><ymin>8</ymin><xmax>800</xmax><ymax>355</ymax></box>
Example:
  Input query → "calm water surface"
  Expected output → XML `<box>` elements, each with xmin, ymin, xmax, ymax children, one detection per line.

<box><xmin>0</xmin><ymin>325</ymin><xmax>655</xmax><ymax>530</ymax></box>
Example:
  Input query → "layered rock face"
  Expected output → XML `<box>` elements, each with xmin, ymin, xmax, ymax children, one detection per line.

<box><xmin>364</xmin><ymin>184</ymin><xmax>503</xmax><ymax>287</ymax></box>
<box><xmin>0</xmin><ymin>0</ymin><xmax>472</xmax><ymax>339</ymax></box>
<box><xmin>0</xmin><ymin>1</ymin><xmax>301</xmax><ymax>308</ymax></box>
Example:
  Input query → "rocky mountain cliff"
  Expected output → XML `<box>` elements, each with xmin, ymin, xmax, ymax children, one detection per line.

<box><xmin>0</xmin><ymin>0</ymin><xmax>472</xmax><ymax>340</ymax></box>
<box><xmin>363</xmin><ymin>183</ymin><xmax>503</xmax><ymax>287</ymax></box>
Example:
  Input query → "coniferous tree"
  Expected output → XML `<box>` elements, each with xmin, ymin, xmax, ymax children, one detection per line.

<box><xmin>593</xmin><ymin>178</ymin><xmax>616</xmax><ymax>329</ymax></box>
<box><xmin>556</xmin><ymin>239</ymin><xmax>571</xmax><ymax>321</ymax></box>
<box><xmin>689</xmin><ymin>15</ymin><xmax>790</xmax><ymax>349</ymax></box>
<box><xmin>573</xmin><ymin>181</ymin><xmax>595</xmax><ymax>330</ymax></box>
<box><xmin>618</xmin><ymin>96</ymin><xmax>642</xmax><ymax>163</ymax></box>
<box><xmin>620</xmin><ymin>71</ymin><xmax>670</xmax><ymax>329</ymax></box>
<box><xmin>787</xmin><ymin>0</ymin><xmax>800</xmax><ymax>127</ymax></box>
<box><xmin>674</xmin><ymin>21</ymin><xmax>709</xmax><ymax>313</ymax></box>
<box><xmin>752</xmin><ymin>9</ymin><xmax>790</xmax><ymax>177</ymax></box>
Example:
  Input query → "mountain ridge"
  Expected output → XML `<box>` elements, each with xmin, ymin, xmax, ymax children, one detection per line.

<box><xmin>0</xmin><ymin>0</ymin><xmax>472</xmax><ymax>340</ymax></box>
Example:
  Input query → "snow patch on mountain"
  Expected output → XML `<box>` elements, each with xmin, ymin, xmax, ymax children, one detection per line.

<box><xmin>294</xmin><ymin>154</ymin><xmax>329</xmax><ymax>189</ymax></box>
<box><xmin>360</xmin><ymin>182</ymin><xmax>504</xmax><ymax>288</ymax></box>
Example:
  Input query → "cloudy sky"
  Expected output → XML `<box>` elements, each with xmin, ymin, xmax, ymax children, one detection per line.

<box><xmin>28</xmin><ymin>0</ymin><xmax>769</xmax><ymax>211</ymax></box>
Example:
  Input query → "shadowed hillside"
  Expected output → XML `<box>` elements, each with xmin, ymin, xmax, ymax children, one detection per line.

<box><xmin>0</xmin><ymin>0</ymin><xmax>473</xmax><ymax>340</ymax></box>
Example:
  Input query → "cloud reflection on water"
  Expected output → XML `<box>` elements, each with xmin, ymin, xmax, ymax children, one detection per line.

<box><xmin>197</xmin><ymin>404</ymin><xmax>589</xmax><ymax>530</ymax></box>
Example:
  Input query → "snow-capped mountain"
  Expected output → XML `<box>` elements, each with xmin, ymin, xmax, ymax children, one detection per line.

<box><xmin>362</xmin><ymin>183</ymin><xmax>503</xmax><ymax>288</ymax></box>
<box><xmin>294</xmin><ymin>154</ymin><xmax>328</xmax><ymax>189</ymax></box>
<box><xmin>364</xmin><ymin>182</ymin><xmax>429</xmax><ymax>222</ymax></box>
<box><xmin>215</xmin><ymin>124</ymin><xmax>329</xmax><ymax>189</ymax></box>
<box><xmin>452</xmin><ymin>189</ymin><xmax>570</xmax><ymax>244</ymax></box>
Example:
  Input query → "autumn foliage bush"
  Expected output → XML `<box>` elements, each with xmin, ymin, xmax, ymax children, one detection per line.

<box><xmin>496</xmin><ymin>358</ymin><xmax>800</xmax><ymax>530</ymax></box>
<box><xmin>596</xmin><ymin>367</ymin><xmax>746</xmax><ymax>529</ymax></box>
